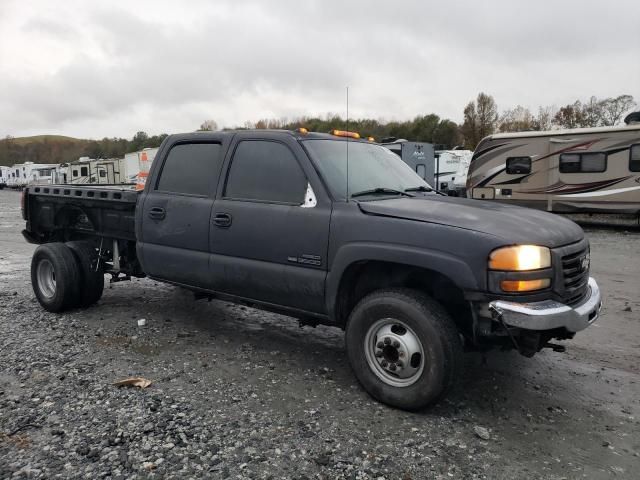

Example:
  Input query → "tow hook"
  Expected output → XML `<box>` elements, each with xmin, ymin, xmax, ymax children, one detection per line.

<box><xmin>489</xmin><ymin>303</ymin><xmax>521</xmax><ymax>352</ymax></box>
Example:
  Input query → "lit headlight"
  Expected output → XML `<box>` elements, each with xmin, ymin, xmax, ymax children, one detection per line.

<box><xmin>489</xmin><ymin>245</ymin><xmax>551</xmax><ymax>271</ymax></box>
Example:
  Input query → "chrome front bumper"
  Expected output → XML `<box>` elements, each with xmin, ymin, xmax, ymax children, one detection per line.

<box><xmin>489</xmin><ymin>277</ymin><xmax>602</xmax><ymax>333</ymax></box>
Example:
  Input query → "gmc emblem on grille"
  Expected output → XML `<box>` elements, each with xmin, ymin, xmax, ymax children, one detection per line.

<box><xmin>580</xmin><ymin>254</ymin><xmax>590</xmax><ymax>271</ymax></box>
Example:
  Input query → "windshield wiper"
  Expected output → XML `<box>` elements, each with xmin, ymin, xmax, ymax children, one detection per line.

<box><xmin>351</xmin><ymin>187</ymin><xmax>414</xmax><ymax>198</ymax></box>
<box><xmin>405</xmin><ymin>185</ymin><xmax>448</xmax><ymax>196</ymax></box>
<box><xmin>404</xmin><ymin>185</ymin><xmax>433</xmax><ymax>193</ymax></box>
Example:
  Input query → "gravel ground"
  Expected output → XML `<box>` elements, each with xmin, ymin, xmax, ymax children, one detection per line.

<box><xmin>0</xmin><ymin>188</ymin><xmax>638</xmax><ymax>479</ymax></box>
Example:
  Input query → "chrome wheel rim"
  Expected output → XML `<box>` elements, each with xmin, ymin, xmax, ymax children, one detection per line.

<box><xmin>37</xmin><ymin>259</ymin><xmax>56</xmax><ymax>299</ymax></box>
<box><xmin>364</xmin><ymin>318</ymin><xmax>425</xmax><ymax>387</ymax></box>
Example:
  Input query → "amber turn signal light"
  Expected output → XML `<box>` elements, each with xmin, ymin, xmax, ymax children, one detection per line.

<box><xmin>501</xmin><ymin>278</ymin><xmax>550</xmax><ymax>292</ymax></box>
<box><xmin>330</xmin><ymin>129</ymin><xmax>361</xmax><ymax>139</ymax></box>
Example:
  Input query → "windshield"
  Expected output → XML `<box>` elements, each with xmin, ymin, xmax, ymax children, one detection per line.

<box><xmin>303</xmin><ymin>139</ymin><xmax>431</xmax><ymax>201</ymax></box>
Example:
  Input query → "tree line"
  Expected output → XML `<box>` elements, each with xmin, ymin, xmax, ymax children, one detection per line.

<box><xmin>460</xmin><ymin>93</ymin><xmax>636</xmax><ymax>149</ymax></box>
<box><xmin>219</xmin><ymin>93</ymin><xmax>635</xmax><ymax>150</ymax></box>
<box><xmin>1</xmin><ymin>93</ymin><xmax>635</xmax><ymax>166</ymax></box>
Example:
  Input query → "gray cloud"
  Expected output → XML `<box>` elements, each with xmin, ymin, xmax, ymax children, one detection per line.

<box><xmin>1</xmin><ymin>0</ymin><xmax>639</xmax><ymax>139</ymax></box>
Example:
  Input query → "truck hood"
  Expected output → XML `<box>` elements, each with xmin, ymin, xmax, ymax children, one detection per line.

<box><xmin>357</xmin><ymin>196</ymin><xmax>584</xmax><ymax>248</ymax></box>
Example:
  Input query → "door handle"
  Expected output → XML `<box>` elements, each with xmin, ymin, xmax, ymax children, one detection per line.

<box><xmin>213</xmin><ymin>212</ymin><xmax>232</xmax><ymax>228</ymax></box>
<box><xmin>148</xmin><ymin>207</ymin><xmax>166</xmax><ymax>220</ymax></box>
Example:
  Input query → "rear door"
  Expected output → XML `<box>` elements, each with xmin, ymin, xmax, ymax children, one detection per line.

<box><xmin>209</xmin><ymin>134</ymin><xmax>331</xmax><ymax>313</ymax></box>
<box><xmin>139</xmin><ymin>139</ymin><xmax>225</xmax><ymax>287</ymax></box>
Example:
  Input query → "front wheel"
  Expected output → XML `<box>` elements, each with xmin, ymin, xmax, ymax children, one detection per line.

<box><xmin>31</xmin><ymin>243</ymin><xmax>81</xmax><ymax>313</ymax></box>
<box><xmin>345</xmin><ymin>288</ymin><xmax>462</xmax><ymax>410</ymax></box>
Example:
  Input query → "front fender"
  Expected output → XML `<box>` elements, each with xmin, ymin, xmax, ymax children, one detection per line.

<box><xmin>326</xmin><ymin>241</ymin><xmax>480</xmax><ymax>320</ymax></box>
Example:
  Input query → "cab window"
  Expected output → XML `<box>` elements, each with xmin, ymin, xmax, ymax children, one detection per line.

<box><xmin>156</xmin><ymin>143</ymin><xmax>222</xmax><ymax>196</ymax></box>
<box><xmin>224</xmin><ymin>140</ymin><xmax>307</xmax><ymax>204</ymax></box>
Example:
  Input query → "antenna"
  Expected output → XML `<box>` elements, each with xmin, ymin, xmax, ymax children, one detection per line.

<box><xmin>346</xmin><ymin>86</ymin><xmax>349</xmax><ymax>202</ymax></box>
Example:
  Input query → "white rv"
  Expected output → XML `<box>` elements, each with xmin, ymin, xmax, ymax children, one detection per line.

<box><xmin>466</xmin><ymin>113</ymin><xmax>640</xmax><ymax>215</ymax></box>
<box><xmin>68</xmin><ymin>158</ymin><xmax>93</xmax><ymax>184</ymax></box>
<box><xmin>29</xmin><ymin>165</ymin><xmax>59</xmax><ymax>185</ymax></box>
<box><xmin>434</xmin><ymin>150</ymin><xmax>472</xmax><ymax>196</ymax></box>
<box><xmin>122</xmin><ymin>147</ymin><xmax>159</xmax><ymax>184</ymax></box>
<box><xmin>69</xmin><ymin>158</ymin><xmax>122</xmax><ymax>184</ymax></box>
<box><xmin>93</xmin><ymin>158</ymin><xmax>124</xmax><ymax>184</ymax></box>
<box><xmin>0</xmin><ymin>166</ymin><xmax>10</xmax><ymax>189</ymax></box>
<box><xmin>54</xmin><ymin>164</ymin><xmax>69</xmax><ymax>184</ymax></box>
<box><xmin>6</xmin><ymin>162</ymin><xmax>57</xmax><ymax>189</ymax></box>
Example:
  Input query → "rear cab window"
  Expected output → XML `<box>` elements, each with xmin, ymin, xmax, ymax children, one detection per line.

<box><xmin>156</xmin><ymin>143</ymin><xmax>222</xmax><ymax>196</ymax></box>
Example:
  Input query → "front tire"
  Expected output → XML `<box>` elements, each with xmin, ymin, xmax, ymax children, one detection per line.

<box><xmin>345</xmin><ymin>288</ymin><xmax>462</xmax><ymax>410</ymax></box>
<box><xmin>31</xmin><ymin>243</ymin><xmax>81</xmax><ymax>313</ymax></box>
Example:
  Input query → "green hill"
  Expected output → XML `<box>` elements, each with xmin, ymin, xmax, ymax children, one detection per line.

<box><xmin>0</xmin><ymin>132</ymin><xmax>168</xmax><ymax>167</ymax></box>
<box><xmin>8</xmin><ymin>134</ymin><xmax>85</xmax><ymax>145</ymax></box>
<box><xmin>0</xmin><ymin>135</ymin><xmax>90</xmax><ymax>166</ymax></box>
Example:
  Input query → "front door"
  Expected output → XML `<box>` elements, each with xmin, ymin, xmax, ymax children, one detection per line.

<box><xmin>139</xmin><ymin>141</ymin><xmax>224</xmax><ymax>287</ymax></box>
<box><xmin>209</xmin><ymin>138</ymin><xmax>331</xmax><ymax>314</ymax></box>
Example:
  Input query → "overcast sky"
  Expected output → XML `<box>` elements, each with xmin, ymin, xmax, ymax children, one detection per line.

<box><xmin>1</xmin><ymin>0</ymin><xmax>639</xmax><ymax>139</ymax></box>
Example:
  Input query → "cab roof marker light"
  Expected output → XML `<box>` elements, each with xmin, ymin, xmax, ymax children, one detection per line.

<box><xmin>331</xmin><ymin>129</ymin><xmax>361</xmax><ymax>139</ymax></box>
<box><xmin>297</xmin><ymin>127</ymin><xmax>309</xmax><ymax>134</ymax></box>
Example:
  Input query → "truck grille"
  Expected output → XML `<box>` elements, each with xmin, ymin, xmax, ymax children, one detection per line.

<box><xmin>561</xmin><ymin>248</ymin><xmax>590</xmax><ymax>306</ymax></box>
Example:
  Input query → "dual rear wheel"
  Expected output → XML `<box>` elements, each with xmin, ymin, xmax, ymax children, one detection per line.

<box><xmin>31</xmin><ymin>241</ymin><xmax>104</xmax><ymax>313</ymax></box>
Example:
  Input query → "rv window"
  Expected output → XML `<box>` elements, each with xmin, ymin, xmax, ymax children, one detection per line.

<box><xmin>630</xmin><ymin>145</ymin><xmax>640</xmax><ymax>172</ymax></box>
<box><xmin>156</xmin><ymin>143</ymin><xmax>222</xmax><ymax>196</ymax></box>
<box><xmin>73</xmin><ymin>169</ymin><xmax>79</xmax><ymax>177</ymax></box>
<box><xmin>506</xmin><ymin>157</ymin><xmax>531</xmax><ymax>174</ymax></box>
<box><xmin>559</xmin><ymin>154</ymin><xmax>582</xmax><ymax>173</ymax></box>
<box><xmin>416</xmin><ymin>164</ymin><xmax>426</xmax><ymax>179</ymax></box>
<box><xmin>581</xmin><ymin>153</ymin><xmax>606</xmax><ymax>172</ymax></box>
<box><xmin>99</xmin><ymin>170</ymin><xmax>106</xmax><ymax>177</ymax></box>
<box><xmin>80</xmin><ymin>167</ymin><xmax>88</xmax><ymax>176</ymax></box>
<box><xmin>560</xmin><ymin>152</ymin><xmax>606</xmax><ymax>173</ymax></box>
<box><xmin>225</xmin><ymin>140</ymin><xmax>306</xmax><ymax>204</ymax></box>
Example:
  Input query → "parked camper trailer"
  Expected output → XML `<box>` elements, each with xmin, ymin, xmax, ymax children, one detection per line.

<box><xmin>29</xmin><ymin>165</ymin><xmax>58</xmax><ymax>185</ymax></box>
<box><xmin>54</xmin><ymin>164</ymin><xmax>69</xmax><ymax>184</ymax></box>
<box><xmin>68</xmin><ymin>158</ymin><xmax>93</xmax><ymax>184</ymax></box>
<box><xmin>68</xmin><ymin>158</ymin><xmax>122</xmax><ymax>184</ymax></box>
<box><xmin>6</xmin><ymin>162</ymin><xmax>56</xmax><ymax>189</ymax></box>
<box><xmin>434</xmin><ymin>150</ymin><xmax>472</xmax><ymax>196</ymax></box>
<box><xmin>380</xmin><ymin>140</ymin><xmax>436</xmax><ymax>186</ymax></box>
<box><xmin>466</xmin><ymin>116</ymin><xmax>640</xmax><ymax>215</ymax></box>
<box><xmin>122</xmin><ymin>147</ymin><xmax>158</xmax><ymax>185</ymax></box>
<box><xmin>0</xmin><ymin>166</ymin><xmax>10</xmax><ymax>189</ymax></box>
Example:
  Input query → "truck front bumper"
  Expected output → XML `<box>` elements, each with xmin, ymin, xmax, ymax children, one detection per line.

<box><xmin>489</xmin><ymin>277</ymin><xmax>602</xmax><ymax>333</ymax></box>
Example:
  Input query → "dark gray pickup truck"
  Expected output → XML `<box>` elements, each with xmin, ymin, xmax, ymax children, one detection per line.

<box><xmin>22</xmin><ymin>129</ymin><xmax>602</xmax><ymax>410</ymax></box>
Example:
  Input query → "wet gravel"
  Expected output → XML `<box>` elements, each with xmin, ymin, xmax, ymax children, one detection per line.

<box><xmin>1</xmin><ymin>189</ymin><xmax>639</xmax><ymax>479</ymax></box>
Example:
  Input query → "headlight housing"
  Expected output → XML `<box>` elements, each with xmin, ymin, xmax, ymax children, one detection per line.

<box><xmin>489</xmin><ymin>245</ymin><xmax>551</xmax><ymax>271</ymax></box>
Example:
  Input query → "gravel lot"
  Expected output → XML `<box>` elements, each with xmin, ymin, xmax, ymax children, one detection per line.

<box><xmin>1</xmin><ymin>188</ymin><xmax>638</xmax><ymax>479</ymax></box>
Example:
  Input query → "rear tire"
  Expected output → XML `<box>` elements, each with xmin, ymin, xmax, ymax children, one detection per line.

<box><xmin>66</xmin><ymin>241</ymin><xmax>104</xmax><ymax>308</ymax></box>
<box><xmin>31</xmin><ymin>243</ymin><xmax>81</xmax><ymax>313</ymax></box>
<box><xmin>345</xmin><ymin>288</ymin><xmax>463</xmax><ymax>410</ymax></box>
